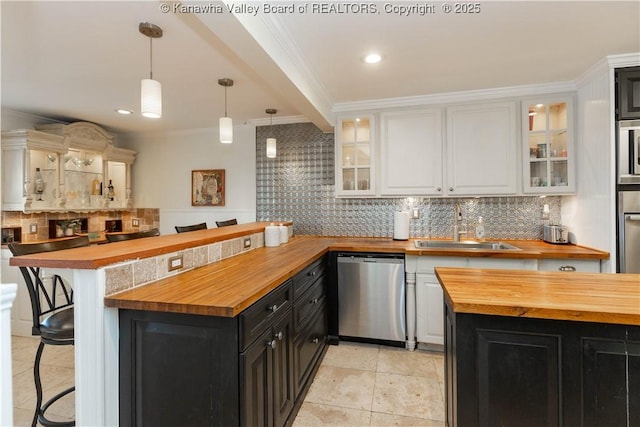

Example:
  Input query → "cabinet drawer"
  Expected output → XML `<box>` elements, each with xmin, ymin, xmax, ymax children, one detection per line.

<box><xmin>293</xmin><ymin>257</ymin><xmax>325</xmax><ymax>300</ymax></box>
<box><xmin>240</xmin><ymin>280</ymin><xmax>292</xmax><ymax>350</ymax></box>
<box><xmin>293</xmin><ymin>277</ymin><xmax>326</xmax><ymax>332</ymax></box>
<box><xmin>538</xmin><ymin>258</ymin><xmax>601</xmax><ymax>272</ymax></box>
<box><xmin>293</xmin><ymin>305</ymin><xmax>327</xmax><ymax>397</ymax></box>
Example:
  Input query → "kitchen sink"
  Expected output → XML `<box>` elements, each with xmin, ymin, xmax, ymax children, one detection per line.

<box><xmin>414</xmin><ymin>240</ymin><xmax>521</xmax><ymax>250</ymax></box>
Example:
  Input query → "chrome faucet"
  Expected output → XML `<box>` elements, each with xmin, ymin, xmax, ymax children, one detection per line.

<box><xmin>453</xmin><ymin>203</ymin><xmax>466</xmax><ymax>242</ymax></box>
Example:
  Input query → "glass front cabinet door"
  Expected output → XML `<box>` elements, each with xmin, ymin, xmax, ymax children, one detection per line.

<box><xmin>522</xmin><ymin>97</ymin><xmax>575</xmax><ymax>194</ymax></box>
<box><xmin>335</xmin><ymin>115</ymin><xmax>375</xmax><ymax>197</ymax></box>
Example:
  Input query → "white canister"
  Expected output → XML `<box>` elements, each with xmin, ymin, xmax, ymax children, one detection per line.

<box><xmin>264</xmin><ymin>224</ymin><xmax>280</xmax><ymax>247</ymax></box>
<box><xmin>279</xmin><ymin>224</ymin><xmax>289</xmax><ymax>244</ymax></box>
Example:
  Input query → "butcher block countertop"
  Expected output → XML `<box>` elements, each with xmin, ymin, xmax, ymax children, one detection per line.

<box><xmin>9</xmin><ymin>222</ymin><xmax>291</xmax><ymax>269</ymax></box>
<box><xmin>9</xmin><ymin>230</ymin><xmax>608</xmax><ymax>271</ymax></box>
<box><xmin>435</xmin><ymin>267</ymin><xmax>640</xmax><ymax>326</ymax></box>
<box><xmin>8</xmin><ymin>221</ymin><xmax>609</xmax><ymax>318</ymax></box>
<box><xmin>105</xmin><ymin>236</ymin><xmax>333</xmax><ymax>317</ymax></box>
<box><xmin>103</xmin><ymin>236</ymin><xmax>608</xmax><ymax>317</ymax></box>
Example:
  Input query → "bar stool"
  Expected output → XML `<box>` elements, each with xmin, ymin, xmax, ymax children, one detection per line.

<box><xmin>105</xmin><ymin>228</ymin><xmax>160</xmax><ymax>242</ymax></box>
<box><xmin>215</xmin><ymin>218</ymin><xmax>237</xmax><ymax>227</ymax></box>
<box><xmin>9</xmin><ymin>236</ymin><xmax>90</xmax><ymax>427</ymax></box>
<box><xmin>174</xmin><ymin>222</ymin><xmax>207</xmax><ymax>233</ymax></box>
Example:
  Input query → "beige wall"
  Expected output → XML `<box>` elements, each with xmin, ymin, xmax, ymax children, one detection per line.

<box><xmin>119</xmin><ymin>125</ymin><xmax>257</xmax><ymax>235</ymax></box>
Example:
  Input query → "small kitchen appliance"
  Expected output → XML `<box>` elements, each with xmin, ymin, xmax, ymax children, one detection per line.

<box><xmin>543</xmin><ymin>224</ymin><xmax>569</xmax><ymax>244</ymax></box>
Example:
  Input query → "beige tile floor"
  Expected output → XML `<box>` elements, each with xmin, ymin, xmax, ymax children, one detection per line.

<box><xmin>11</xmin><ymin>335</ymin><xmax>75</xmax><ymax>427</ymax></box>
<box><xmin>11</xmin><ymin>337</ymin><xmax>445</xmax><ymax>427</ymax></box>
<box><xmin>293</xmin><ymin>341</ymin><xmax>446</xmax><ymax>426</ymax></box>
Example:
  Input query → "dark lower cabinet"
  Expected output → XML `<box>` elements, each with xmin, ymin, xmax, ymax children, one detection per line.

<box><xmin>583</xmin><ymin>338</ymin><xmax>640</xmax><ymax>427</ymax></box>
<box><xmin>293</xmin><ymin>304</ymin><xmax>328</xmax><ymax>396</ymax></box>
<box><xmin>476</xmin><ymin>330</ymin><xmax>560</xmax><ymax>427</ymax></box>
<box><xmin>445</xmin><ymin>302</ymin><xmax>640</xmax><ymax>427</ymax></box>
<box><xmin>240</xmin><ymin>311</ymin><xmax>294</xmax><ymax>427</ymax></box>
<box><xmin>119</xmin><ymin>256</ymin><xmax>328</xmax><ymax>427</ymax></box>
<box><xmin>119</xmin><ymin>311</ymin><xmax>240</xmax><ymax>427</ymax></box>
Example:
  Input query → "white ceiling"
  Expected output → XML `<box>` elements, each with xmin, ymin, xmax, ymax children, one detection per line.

<box><xmin>2</xmin><ymin>1</ymin><xmax>639</xmax><ymax>135</ymax></box>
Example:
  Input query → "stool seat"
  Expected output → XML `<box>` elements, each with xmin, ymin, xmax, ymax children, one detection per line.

<box><xmin>40</xmin><ymin>308</ymin><xmax>74</xmax><ymax>342</ymax></box>
<box><xmin>9</xmin><ymin>236</ymin><xmax>89</xmax><ymax>427</ymax></box>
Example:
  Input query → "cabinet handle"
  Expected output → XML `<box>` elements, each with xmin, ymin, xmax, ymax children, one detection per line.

<box><xmin>267</xmin><ymin>340</ymin><xmax>277</xmax><ymax>349</ymax></box>
<box><xmin>311</xmin><ymin>338</ymin><xmax>319</xmax><ymax>344</ymax></box>
<box><xmin>436</xmin><ymin>187</ymin><xmax>441</xmax><ymax>192</ymax></box>
<box><xmin>310</xmin><ymin>298</ymin><xmax>319</xmax><ymax>305</ymax></box>
<box><xmin>558</xmin><ymin>265</ymin><xmax>576</xmax><ymax>272</ymax></box>
<box><xmin>274</xmin><ymin>331</ymin><xmax>283</xmax><ymax>341</ymax></box>
<box><xmin>266</xmin><ymin>304</ymin><xmax>278</xmax><ymax>313</ymax></box>
<box><xmin>449</xmin><ymin>187</ymin><xmax>454</xmax><ymax>192</ymax></box>
<box><xmin>309</xmin><ymin>271</ymin><xmax>316</xmax><ymax>277</ymax></box>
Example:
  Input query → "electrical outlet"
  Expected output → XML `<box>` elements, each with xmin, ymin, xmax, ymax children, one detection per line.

<box><xmin>168</xmin><ymin>255</ymin><xmax>183</xmax><ymax>272</ymax></box>
<box><xmin>29</xmin><ymin>223</ymin><xmax>38</xmax><ymax>234</ymax></box>
<box><xmin>132</xmin><ymin>218</ymin><xmax>140</xmax><ymax>227</ymax></box>
<box><xmin>244</xmin><ymin>237</ymin><xmax>252</xmax><ymax>248</ymax></box>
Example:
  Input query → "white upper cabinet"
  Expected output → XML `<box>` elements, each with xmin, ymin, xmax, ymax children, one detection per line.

<box><xmin>335</xmin><ymin>115</ymin><xmax>376</xmax><ymax>197</ymax></box>
<box><xmin>446</xmin><ymin>101</ymin><xmax>518</xmax><ymax>196</ymax></box>
<box><xmin>522</xmin><ymin>97</ymin><xmax>575</xmax><ymax>194</ymax></box>
<box><xmin>380</xmin><ymin>109</ymin><xmax>444</xmax><ymax>196</ymax></box>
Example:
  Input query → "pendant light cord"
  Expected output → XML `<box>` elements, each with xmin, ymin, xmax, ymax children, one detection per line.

<box><xmin>149</xmin><ymin>37</ymin><xmax>153</xmax><ymax>80</ymax></box>
<box><xmin>224</xmin><ymin>86</ymin><xmax>228</xmax><ymax>117</ymax></box>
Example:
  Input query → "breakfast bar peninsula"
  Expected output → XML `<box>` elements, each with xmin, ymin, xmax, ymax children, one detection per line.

<box><xmin>436</xmin><ymin>267</ymin><xmax>640</xmax><ymax>427</ymax></box>
<box><xmin>9</xmin><ymin>223</ymin><xmax>609</xmax><ymax>426</ymax></box>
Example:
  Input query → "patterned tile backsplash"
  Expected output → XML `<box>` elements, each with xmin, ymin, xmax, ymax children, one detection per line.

<box><xmin>256</xmin><ymin>122</ymin><xmax>561</xmax><ymax>240</ymax></box>
<box><xmin>104</xmin><ymin>231</ymin><xmax>266</xmax><ymax>296</ymax></box>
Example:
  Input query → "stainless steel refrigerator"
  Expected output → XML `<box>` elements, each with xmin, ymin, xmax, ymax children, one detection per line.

<box><xmin>618</xmin><ymin>191</ymin><xmax>640</xmax><ymax>273</ymax></box>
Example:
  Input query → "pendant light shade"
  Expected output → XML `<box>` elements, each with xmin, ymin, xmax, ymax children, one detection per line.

<box><xmin>266</xmin><ymin>108</ymin><xmax>277</xmax><ymax>158</ymax></box>
<box><xmin>141</xmin><ymin>78</ymin><xmax>162</xmax><ymax>118</ymax></box>
<box><xmin>218</xmin><ymin>78</ymin><xmax>234</xmax><ymax>144</ymax></box>
<box><xmin>139</xmin><ymin>22</ymin><xmax>163</xmax><ymax>119</ymax></box>
<box><xmin>266</xmin><ymin>138</ymin><xmax>277</xmax><ymax>158</ymax></box>
<box><xmin>219</xmin><ymin>116</ymin><xmax>233</xmax><ymax>144</ymax></box>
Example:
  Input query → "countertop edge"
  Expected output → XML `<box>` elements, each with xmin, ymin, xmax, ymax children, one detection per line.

<box><xmin>436</xmin><ymin>267</ymin><xmax>640</xmax><ymax>326</ymax></box>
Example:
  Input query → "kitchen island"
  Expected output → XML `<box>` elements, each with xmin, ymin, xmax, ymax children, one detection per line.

<box><xmin>8</xmin><ymin>224</ymin><xmax>608</xmax><ymax>426</ymax></box>
<box><xmin>435</xmin><ymin>267</ymin><xmax>640</xmax><ymax>427</ymax></box>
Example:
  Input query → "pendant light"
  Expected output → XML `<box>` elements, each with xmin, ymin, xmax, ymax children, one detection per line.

<box><xmin>139</xmin><ymin>22</ymin><xmax>163</xmax><ymax>119</ymax></box>
<box><xmin>218</xmin><ymin>78</ymin><xmax>234</xmax><ymax>144</ymax></box>
<box><xmin>266</xmin><ymin>108</ymin><xmax>277</xmax><ymax>158</ymax></box>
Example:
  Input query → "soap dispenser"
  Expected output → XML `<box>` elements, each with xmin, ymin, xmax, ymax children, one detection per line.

<box><xmin>476</xmin><ymin>217</ymin><xmax>486</xmax><ymax>241</ymax></box>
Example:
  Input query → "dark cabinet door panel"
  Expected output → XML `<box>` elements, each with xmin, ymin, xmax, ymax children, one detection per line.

<box><xmin>582</xmin><ymin>338</ymin><xmax>628</xmax><ymax>427</ymax></box>
<box><xmin>272</xmin><ymin>312</ymin><xmax>295</xmax><ymax>427</ymax></box>
<box><xmin>119</xmin><ymin>311</ymin><xmax>239</xmax><ymax>427</ymax></box>
<box><xmin>630</xmin><ymin>341</ymin><xmax>640</xmax><ymax>427</ymax></box>
<box><xmin>240</xmin><ymin>328</ymin><xmax>273</xmax><ymax>427</ymax></box>
<box><xmin>294</xmin><ymin>306</ymin><xmax>328</xmax><ymax>396</ymax></box>
<box><xmin>476</xmin><ymin>329</ymin><xmax>561</xmax><ymax>427</ymax></box>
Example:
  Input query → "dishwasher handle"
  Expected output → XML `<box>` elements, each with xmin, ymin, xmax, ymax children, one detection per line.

<box><xmin>337</xmin><ymin>252</ymin><xmax>404</xmax><ymax>263</ymax></box>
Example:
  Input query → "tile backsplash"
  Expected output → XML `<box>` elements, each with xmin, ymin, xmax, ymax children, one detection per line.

<box><xmin>256</xmin><ymin>122</ymin><xmax>560</xmax><ymax>240</ymax></box>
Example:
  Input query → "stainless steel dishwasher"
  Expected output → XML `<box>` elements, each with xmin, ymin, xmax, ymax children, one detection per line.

<box><xmin>337</xmin><ymin>253</ymin><xmax>406</xmax><ymax>343</ymax></box>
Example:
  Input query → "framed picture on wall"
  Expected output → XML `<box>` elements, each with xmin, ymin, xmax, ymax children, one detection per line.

<box><xmin>192</xmin><ymin>169</ymin><xmax>225</xmax><ymax>206</ymax></box>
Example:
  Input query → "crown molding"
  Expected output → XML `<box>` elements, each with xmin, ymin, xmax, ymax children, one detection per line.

<box><xmin>332</xmin><ymin>81</ymin><xmax>577</xmax><ymax>113</ymax></box>
<box><xmin>607</xmin><ymin>52</ymin><xmax>640</xmax><ymax>69</ymax></box>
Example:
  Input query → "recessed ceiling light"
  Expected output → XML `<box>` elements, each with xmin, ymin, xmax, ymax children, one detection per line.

<box><xmin>115</xmin><ymin>109</ymin><xmax>133</xmax><ymax>115</ymax></box>
<box><xmin>363</xmin><ymin>53</ymin><xmax>383</xmax><ymax>64</ymax></box>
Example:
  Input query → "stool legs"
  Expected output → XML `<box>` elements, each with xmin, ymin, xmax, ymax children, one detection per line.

<box><xmin>32</xmin><ymin>340</ymin><xmax>75</xmax><ymax>427</ymax></box>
